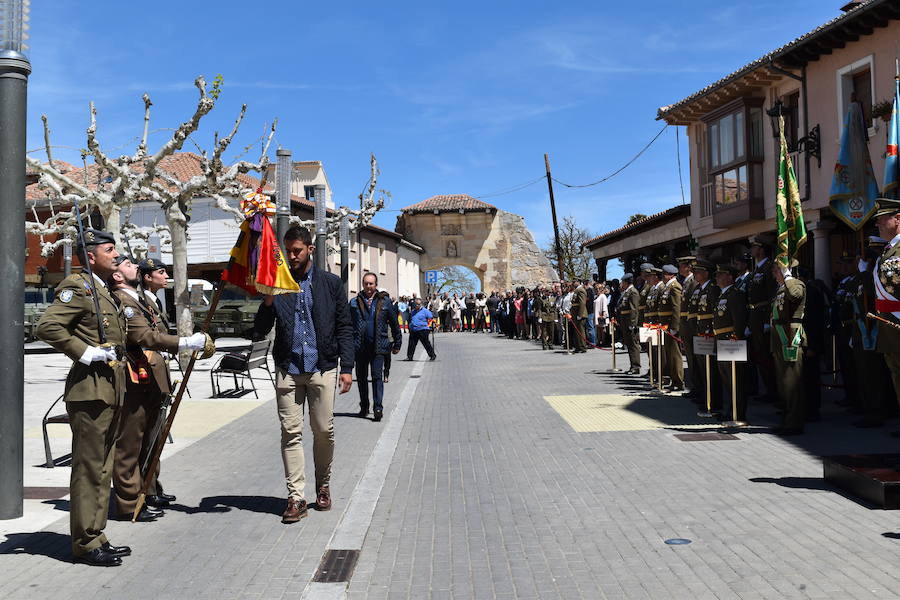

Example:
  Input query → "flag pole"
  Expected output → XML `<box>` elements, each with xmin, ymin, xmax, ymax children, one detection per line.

<box><xmin>132</xmin><ymin>262</ymin><xmax>230</xmax><ymax>521</ymax></box>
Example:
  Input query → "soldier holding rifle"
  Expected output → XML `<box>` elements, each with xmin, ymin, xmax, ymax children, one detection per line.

<box><xmin>36</xmin><ymin>228</ymin><xmax>129</xmax><ymax>566</ymax></box>
<box><xmin>110</xmin><ymin>257</ymin><xmax>209</xmax><ymax>522</ymax></box>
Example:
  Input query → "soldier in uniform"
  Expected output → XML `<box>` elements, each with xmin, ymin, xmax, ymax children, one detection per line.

<box><xmin>35</xmin><ymin>229</ymin><xmax>130</xmax><ymax>566</ymax></box>
<box><xmin>851</xmin><ymin>237</ymin><xmax>894</xmax><ymax>428</ymax></box>
<box><xmin>747</xmin><ymin>236</ymin><xmax>779</xmax><ymax>403</ymax></box>
<box><xmin>536</xmin><ymin>286</ymin><xmax>560</xmax><ymax>350</ymax></box>
<box><xmin>734</xmin><ymin>253</ymin><xmax>752</xmax><ymax>294</ymax></box>
<box><xmin>713</xmin><ymin>264</ymin><xmax>749</xmax><ymax>423</ymax></box>
<box><xmin>677</xmin><ymin>256</ymin><xmax>697</xmax><ymax>395</ymax></box>
<box><xmin>569</xmin><ymin>280</ymin><xmax>589</xmax><ymax>353</ymax></box>
<box><xmin>110</xmin><ymin>258</ymin><xmax>210</xmax><ymax>521</ymax></box>
<box><xmin>690</xmin><ymin>259</ymin><xmax>721</xmax><ymax>411</ymax></box>
<box><xmin>658</xmin><ymin>264</ymin><xmax>684</xmax><ymax>392</ymax></box>
<box><xmin>616</xmin><ymin>273</ymin><xmax>641</xmax><ymax>374</ymax></box>
<box><xmin>873</xmin><ymin>198</ymin><xmax>900</xmax><ymax>422</ymax></box>
<box><xmin>642</xmin><ymin>266</ymin><xmax>662</xmax><ymax>382</ymax></box>
<box><xmin>771</xmin><ymin>261</ymin><xmax>807</xmax><ymax>435</ymax></box>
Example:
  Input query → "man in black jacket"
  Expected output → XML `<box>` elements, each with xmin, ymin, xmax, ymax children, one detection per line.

<box><xmin>350</xmin><ymin>273</ymin><xmax>401</xmax><ymax>422</ymax></box>
<box><xmin>254</xmin><ymin>226</ymin><xmax>354</xmax><ymax>524</ymax></box>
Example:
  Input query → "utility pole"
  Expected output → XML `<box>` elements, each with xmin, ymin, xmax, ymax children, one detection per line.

<box><xmin>314</xmin><ymin>184</ymin><xmax>327</xmax><ymax>271</ymax></box>
<box><xmin>339</xmin><ymin>213</ymin><xmax>350</xmax><ymax>287</ymax></box>
<box><xmin>275</xmin><ymin>148</ymin><xmax>292</xmax><ymax>252</ymax></box>
<box><xmin>544</xmin><ymin>153</ymin><xmax>564</xmax><ymax>281</ymax></box>
<box><xmin>0</xmin><ymin>0</ymin><xmax>31</xmax><ymax>520</ymax></box>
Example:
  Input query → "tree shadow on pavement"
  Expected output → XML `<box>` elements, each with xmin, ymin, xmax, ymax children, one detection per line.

<box><xmin>0</xmin><ymin>531</ymin><xmax>71</xmax><ymax>562</ymax></box>
<box><xmin>749</xmin><ymin>477</ymin><xmax>878</xmax><ymax>508</ymax></box>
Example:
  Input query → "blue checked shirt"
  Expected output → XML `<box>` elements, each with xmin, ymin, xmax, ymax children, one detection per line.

<box><xmin>288</xmin><ymin>267</ymin><xmax>318</xmax><ymax>374</ymax></box>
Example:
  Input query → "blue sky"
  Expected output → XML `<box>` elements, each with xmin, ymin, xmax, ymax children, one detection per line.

<box><xmin>26</xmin><ymin>0</ymin><xmax>841</xmax><ymax>275</ymax></box>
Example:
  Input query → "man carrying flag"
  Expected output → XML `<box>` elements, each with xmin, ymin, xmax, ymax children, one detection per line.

<box><xmin>771</xmin><ymin>114</ymin><xmax>808</xmax><ymax>435</ymax></box>
<box><xmin>252</xmin><ymin>222</ymin><xmax>355</xmax><ymax>524</ymax></box>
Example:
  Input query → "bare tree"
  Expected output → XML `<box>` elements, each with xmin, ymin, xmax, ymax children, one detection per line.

<box><xmin>543</xmin><ymin>215</ymin><xmax>594</xmax><ymax>281</ymax></box>
<box><xmin>432</xmin><ymin>266</ymin><xmax>479</xmax><ymax>295</ymax></box>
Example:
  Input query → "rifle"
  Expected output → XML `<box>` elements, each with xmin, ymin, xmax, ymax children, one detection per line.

<box><xmin>71</xmin><ymin>196</ymin><xmax>120</xmax><ymax>366</ymax></box>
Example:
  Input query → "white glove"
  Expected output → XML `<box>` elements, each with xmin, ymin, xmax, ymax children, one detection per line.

<box><xmin>179</xmin><ymin>332</ymin><xmax>208</xmax><ymax>352</ymax></box>
<box><xmin>79</xmin><ymin>345</ymin><xmax>117</xmax><ymax>365</ymax></box>
<box><xmin>537</xmin><ymin>318</ymin><xmax>543</xmax><ymax>323</ymax></box>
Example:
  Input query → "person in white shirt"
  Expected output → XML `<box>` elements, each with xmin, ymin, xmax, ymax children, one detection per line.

<box><xmin>593</xmin><ymin>284</ymin><xmax>609</xmax><ymax>347</ymax></box>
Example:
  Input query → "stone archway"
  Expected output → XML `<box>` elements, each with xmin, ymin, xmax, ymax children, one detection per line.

<box><xmin>395</xmin><ymin>194</ymin><xmax>558</xmax><ymax>291</ymax></box>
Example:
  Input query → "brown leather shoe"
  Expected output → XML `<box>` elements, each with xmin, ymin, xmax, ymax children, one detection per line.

<box><xmin>282</xmin><ymin>498</ymin><xmax>308</xmax><ymax>523</ymax></box>
<box><xmin>316</xmin><ymin>485</ymin><xmax>332</xmax><ymax>511</ymax></box>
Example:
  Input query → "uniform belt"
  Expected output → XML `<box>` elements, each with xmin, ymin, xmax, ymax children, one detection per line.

<box><xmin>657</xmin><ymin>311</ymin><xmax>673</xmax><ymax>317</ymax></box>
<box><xmin>713</xmin><ymin>326</ymin><xmax>734</xmax><ymax>335</ymax></box>
<box><xmin>748</xmin><ymin>300</ymin><xmax>773</xmax><ymax>310</ymax></box>
<box><xmin>696</xmin><ymin>314</ymin><xmax>714</xmax><ymax>320</ymax></box>
<box><xmin>685</xmin><ymin>313</ymin><xmax>697</xmax><ymax>318</ymax></box>
<box><xmin>619</xmin><ymin>310</ymin><xmax>631</xmax><ymax>314</ymax></box>
<box><xmin>876</xmin><ymin>298</ymin><xmax>900</xmax><ymax>312</ymax></box>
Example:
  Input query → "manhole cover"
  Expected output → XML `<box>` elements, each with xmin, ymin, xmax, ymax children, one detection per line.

<box><xmin>664</xmin><ymin>538</ymin><xmax>692</xmax><ymax>545</ymax></box>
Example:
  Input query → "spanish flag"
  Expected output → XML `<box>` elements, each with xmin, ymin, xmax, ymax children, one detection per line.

<box><xmin>222</xmin><ymin>190</ymin><xmax>299</xmax><ymax>295</ymax></box>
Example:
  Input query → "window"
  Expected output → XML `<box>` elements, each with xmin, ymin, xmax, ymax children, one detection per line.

<box><xmin>361</xmin><ymin>239</ymin><xmax>370</xmax><ymax>272</ymax></box>
<box><xmin>377</xmin><ymin>243</ymin><xmax>386</xmax><ymax>274</ymax></box>
<box><xmin>782</xmin><ymin>91</ymin><xmax>800</xmax><ymax>149</ymax></box>
<box><xmin>837</xmin><ymin>55</ymin><xmax>875</xmax><ymax>134</ymax></box>
<box><xmin>702</xmin><ymin>98</ymin><xmax>765</xmax><ymax>213</ymax></box>
<box><xmin>304</xmin><ymin>185</ymin><xmax>316</xmax><ymax>200</ymax></box>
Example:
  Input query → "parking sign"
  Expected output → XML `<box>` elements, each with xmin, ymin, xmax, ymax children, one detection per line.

<box><xmin>425</xmin><ymin>270</ymin><xmax>439</xmax><ymax>284</ymax></box>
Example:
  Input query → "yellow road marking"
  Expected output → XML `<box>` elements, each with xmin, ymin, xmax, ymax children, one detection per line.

<box><xmin>544</xmin><ymin>394</ymin><xmax>710</xmax><ymax>432</ymax></box>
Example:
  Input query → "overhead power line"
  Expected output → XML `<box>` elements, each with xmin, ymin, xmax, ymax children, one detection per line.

<box><xmin>551</xmin><ymin>124</ymin><xmax>669</xmax><ymax>189</ymax></box>
<box><xmin>473</xmin><ymin>175</ymin><xmax>545</xmax><ymax>199</ymax></box>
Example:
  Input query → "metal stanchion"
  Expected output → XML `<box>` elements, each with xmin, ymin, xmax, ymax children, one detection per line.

<box><xmin>608</xmin><ymin>320</ymin><xmax>622</xmax><ymax>373</ymax></box>
<box><xmin>698</xmin><ymin>354</ymin><xmax>713</xmax><ymax>418</ymax></box>
<box><xmin>723</xmin><ymin>361</ymin><xmax>747</xmax><ymax>428</ymax></box>
<box><xmin>657</xmin><ymin>328</ymin><xmax>664</xmax><ymax>392</ymax></box>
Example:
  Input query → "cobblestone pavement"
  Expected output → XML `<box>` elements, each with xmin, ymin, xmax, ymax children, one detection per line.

<box><xmin>3</xmin><ymin>333</ymin><xmax>900</xmax><ymax>599</ymax></box>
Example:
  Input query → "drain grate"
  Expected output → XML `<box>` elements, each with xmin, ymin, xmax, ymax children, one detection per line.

<box><xmin>312</xmin><ymin>549</ymin><xmax>360</xmax><ymax>583</ymax></box>
<box><xmin>673</xmin><ymin>433</ymin><xmax>739</xmax><ymax>442</ymax></box>
<box><xmin>23</xmin><ymin>487</ymin><xmax>69</xmax><ymax>499</ymax></box>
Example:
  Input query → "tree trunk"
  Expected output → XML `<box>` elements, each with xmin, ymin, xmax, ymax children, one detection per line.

<box><xmin>166</xmin><ymin>206</ymin><xmax>194</xmax><ymax>363</ymax></box>
<box><xmin>100</xmin><ymin>203</ymin><xmax>121</xmax><ymax>247</ymax></box>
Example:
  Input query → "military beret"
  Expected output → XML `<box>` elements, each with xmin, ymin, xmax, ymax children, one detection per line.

<box><xmin>735</xmin><ymin>252</ymin><xmax>752</xmax><ymax>264</ymax></box>
<box><xmin>75</xmin><ymin>228</ymin><xmax>116</xmax><ymax>256</ymax></box>
<box><xmin>874</xmin><ymin>197</ymin><xmax>900</xmax><ymax>218</ymax></box>
<box><xmin>651</xmin><ymin>267</ymin><xmax>663</xmax><ymax>274</ymax></box>
<box><xmin>113</xmin><ymin>255</ymin><xmax>135</xmax><ymax>266</ymax></box>
<box><xmin>675</xmin><ymin>255</ymin><xmax>696</xmax><ymax>264</ymax></box>
<box><xmin>747</xmin><ymin>235</ymin><xmax>770</xmax><ymax>248</ymax></box>
<box><xmin>868</xmin><ymin>235</ymin><xmax>888</xmax><ymax>248</ymax></box>
<box><xmin>139</xmin><ymin>257</ymin><xmax>168</xmax><ymax>273</ymax></box>
<box><xmin>692</xmin><ymin>259</ymin><xmax>715</xmax><ymax>272</ymax></box>
<box><xmin>640</xmin><ymin>263</ymin><xmax>655</xmax><ymax>274</ymax></box>
<box><xmin>662</xmin><ymin>264</ymin><xmax>678</xmax><ymax>275</ymax></box>
<box><xmin>621</xmin><ymin>273</ymin><xmax>634</xmax><ymax>281</ymax></box>
<box><xmin>716</xmin><ymin>264</ymin><xmax>739</xmax><ymax>278</ymax></box>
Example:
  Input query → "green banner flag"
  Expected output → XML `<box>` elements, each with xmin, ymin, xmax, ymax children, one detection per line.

<box><xmin>775</xmin><ymin>115</ymin><xmax>807</xmax><ymax>268</ymax></box>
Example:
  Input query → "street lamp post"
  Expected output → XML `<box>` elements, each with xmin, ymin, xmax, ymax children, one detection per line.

<box><xmin>314</xmin><ymin>184</ymin><xmax>327</xmax><ymax>271</ymax></box>
<box><xmin>275</xmin><ymin>148</ymin><xmax>291</xmax><ymax>252</ymax></box>
<box><xmin>0</xmin><ymin>0</ymin><xmax>31</xmax><ymax>520</ymax></box>
<box><xmin>339</xmin><ymin>213</ymin><xmax>350</xmax><ymax>287</ymax></box>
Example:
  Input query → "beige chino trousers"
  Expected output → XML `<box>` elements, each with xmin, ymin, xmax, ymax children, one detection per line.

<box><xmin>275</xmin><ymin>368</ymin><xmax>337</xmax><ymax>502</ymax></box>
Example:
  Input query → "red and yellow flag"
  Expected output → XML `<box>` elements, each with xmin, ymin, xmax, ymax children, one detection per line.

<box><xmin>222</xmin><ymin>190</ymin><xmax>299</xmax><ymax>296</ymax></box>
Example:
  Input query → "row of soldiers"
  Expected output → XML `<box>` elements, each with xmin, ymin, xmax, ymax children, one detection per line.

<box><xmin>614</xmin><ymin>236</ymin><xmax>808</xmax><ymax>434</ymax></box>
<box><xmin>35</xmin><ymin>229</ymin><xmax>213</xmax><ymax>566</ymax></box>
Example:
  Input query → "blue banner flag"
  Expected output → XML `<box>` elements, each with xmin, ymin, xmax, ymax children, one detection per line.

<box><xmin>829</xmin><ymin>101</ymin><xmax>880</xmax><ymax>230</ymax></box>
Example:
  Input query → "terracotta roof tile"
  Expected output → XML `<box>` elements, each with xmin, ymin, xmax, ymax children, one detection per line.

<box><xmin>401</xmin><ymin>194</ymin><xmax>496</xmax><ymax>214</ymax></box>
<box><xmin>583</xmin><ymin>205</ymin><xmax>689</xmax><ymax>249</ymax></box>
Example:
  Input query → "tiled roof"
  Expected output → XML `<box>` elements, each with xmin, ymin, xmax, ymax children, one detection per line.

<box><xmin>657</xmin><ymin>0</ymin><xmax>898</xmax><ymax>121</ymax></box>
<box><xmin>401</xmin><ymin>194</ymin><xmax>497</xmax><ymax>214</ymax></box>
<box><xmin>583</xmin><ymin>205</ymin><xmax>690</xmax><ymax>250</ymax></box>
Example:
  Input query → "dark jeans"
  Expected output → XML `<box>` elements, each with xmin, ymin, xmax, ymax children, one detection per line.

<box><xmin>356</xmin><ymin>348</ymin><xmax>385</xmax><ymax>412</ymax></box>
<box><xmin>407</xmin><ymin>329</ymin><xmax>436</xmax><ymax>360</ymax></box>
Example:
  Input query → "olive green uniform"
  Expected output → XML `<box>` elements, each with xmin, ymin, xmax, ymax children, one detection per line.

<box><xmin>693</xmin><ymin>281</ymin><xmax>722</xmax><ymax>411</ymax></box>
<box><xmin>617</xmin><ymin>285</ymin><xmax>641</xmax><ymax>369</ymax></box>
<box><xmin>536</xmin><ymin>294</ymin><xmax>559</xmax><ymax>350</ymax></box>
<box><xmin>714</xmin><ymin>285</ymin><xmax>749</xmax><ymax>421</ymax></box>
<box><xmin>658</xmin><ymin>279</ymin><xmax>684</xmax><ymax>389</ymax></box>
<box><xmin>570</xmin><ymin>284</ymin><xmax>588</xmax><ymax>352</ymax></box>
<box><xmin>644</xmin><ymin>282</ymin><xmax>663</xmax><ymax>382</ymax></box>
<box><xmin>771</xmin><ymin>277</ymin><xmax>807</xmax><ymax>430</ymax></box>
<box><xmin>35</xmin><ymin>272</ymin><xmax>127</xmax><ymax>557</ymax></box>
<box><xmin>680</xmin><ymin>274</ymin><xmax>697</xmax><ymax>394</ymax></box>
<box><xmin>875</xmin><ymin>241</ymin><xmax>900</xmax><ymax>406</ymax></box>
<box><xmin>113</xmin><ymin>289</ymin><xmax>181</xmax><ymax>515</ymax></box>
<box><xmin>748</xmin><ymin>259</ymin><xmax>778</xmax><ymax>399</ymax></box>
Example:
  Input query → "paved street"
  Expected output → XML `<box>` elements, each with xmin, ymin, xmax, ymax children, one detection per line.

<box><xmin>3</xmin><ymin>333</ymin><xmax>900</xmax><ymax>599</ymax></box>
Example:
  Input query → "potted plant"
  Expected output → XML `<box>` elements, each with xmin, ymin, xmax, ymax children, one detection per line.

<box><xmin>873</xmin><ymin>99</ymin><xmax>894</xmax><ymax>122</ymax></box>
